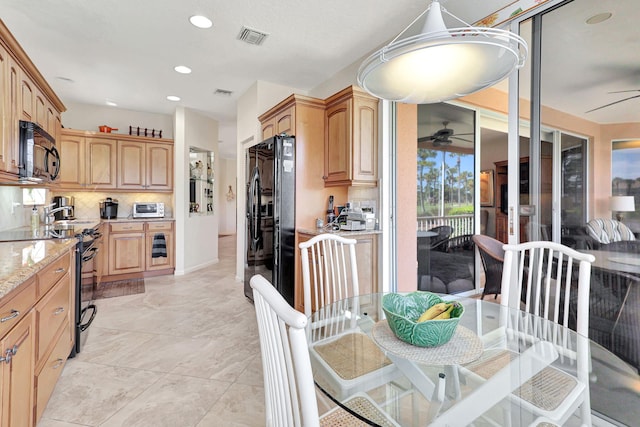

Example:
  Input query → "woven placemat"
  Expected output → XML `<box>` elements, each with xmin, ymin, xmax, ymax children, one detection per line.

<box><xmin>313</xmin><ymin>332</ymin><xmax>392</xmax><ymax>380</ymax></box>
<box><xmin>465</xmin><ymin>348</ymin><xmax>578</xmax><ymax>411</ymax></box>
<box><xmin>372</xmin><ymin>321</ymin><xmax>483</xmax><ymax>365</ymax></box>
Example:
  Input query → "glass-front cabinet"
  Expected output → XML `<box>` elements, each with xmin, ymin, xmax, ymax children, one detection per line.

<box><xmin>189</xmin><ymin>147</ymin><xmax>214</xmax><ymax>216</ymax></box>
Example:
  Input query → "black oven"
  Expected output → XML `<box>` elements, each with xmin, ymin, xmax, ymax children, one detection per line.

<box><xmin>69</xmin><ymin>224</ymin><xmax>101</xmax><ymax>357</ymax></box>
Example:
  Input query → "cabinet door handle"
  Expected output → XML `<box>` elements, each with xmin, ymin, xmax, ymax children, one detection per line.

<box><xmin>0</xmin><ymin>345</ymin><xmax>18</xmax><ymax>364</ymax></box>
<box><xmin>1</xmin><ymin>309</ymin><xmax>19</xmax><ymax>323</ymax></box>
<box><xmin>52</xmin><ymin>358</ymin><xmax>64</xmax><ymax>369</ymax></box>
<box><xmin>54</xmin><ymin>307</ymin><xmax>65</xmax><ymax>315</ymax></box>
<box><xmin>55</xmin><ymin>267</ymin><xmax>66</xmax><ymax>273</ymax></box>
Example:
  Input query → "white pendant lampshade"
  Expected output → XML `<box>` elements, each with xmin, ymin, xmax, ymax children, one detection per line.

<box><xmin>357</xmin><ymin>0</ymin><xmax>528</xmax><ymax>104</ymax></box>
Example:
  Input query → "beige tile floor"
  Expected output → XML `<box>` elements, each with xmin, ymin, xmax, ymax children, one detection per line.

<box><xmin>38</xmin><ymin>235</ymin><xmax>267</xmax><ymax>427</ymax></box>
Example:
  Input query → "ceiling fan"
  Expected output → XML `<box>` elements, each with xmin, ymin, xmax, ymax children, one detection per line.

<box><xmin>418</xmin><ymin>121</ymin><xmax>474</xmax><ymax>147</ymax></box>
<box><xmin>586</xmin><ymin>89</ymin><xmax>640</xmax><ymax>113</ymax></box>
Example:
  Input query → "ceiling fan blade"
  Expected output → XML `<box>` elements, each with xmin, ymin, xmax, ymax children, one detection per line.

<box><xmin>586</xmin><ymin>94</ymin><xmax>640</xmax><ymax>113</ymax></box>
<box><xmin>451</xmin><ymin>136</ymin><xmax>473</xmax><ymax>143</ymax></box>
<box><xmin>418</xmin><ymin>136</ymin><xmax>435</xmax><ymax>143</ymax></box>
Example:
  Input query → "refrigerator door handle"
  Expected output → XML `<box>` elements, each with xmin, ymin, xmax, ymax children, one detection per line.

<box><xmin>248</xmin><ymin>166</ymin><xmax>262</xmax><ymax>251</ymax></box>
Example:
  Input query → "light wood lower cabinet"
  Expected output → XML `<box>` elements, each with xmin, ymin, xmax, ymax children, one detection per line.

<box><xmin>1</xmin><ymin>309</ymin><xmax>35</xmax><ymax>427</ymax></box>
<box><xmin>295</xmin><ymin>232</ymin><xmax>379</xmax><ymax>313</ymax></box>
<box><xmin>107</xmin><ymin>222</ymin><xmax>146</xmax><ymax>275</ymax></box>
<box><xmin>101</xmin><ymin>220</ymin><xmax>175</xmax><ymax>282</ymax></box>
<box><xmin>145</xmin><ymin>221</ymin><xmax>175</xmax><ymax>271</ymax></box>
<box><xmin>0</xmin><ymin>248</ymin><xmax>74</xmax><ymax>426</ymax></box>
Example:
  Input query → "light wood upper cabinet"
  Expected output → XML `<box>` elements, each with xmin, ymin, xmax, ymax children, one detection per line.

<box><xmin>0</xmin><ymin>55</ymin><xmax>21</xmax><ymax>175</ymax></box>
<box><xmin>35</xmin><ymin>89</ymin><xmax>46</xmax><ymax>128</ymax></box>
<box><xmin>0</xmin><ymin>20</ymin><xmax>66</xmax><ymax>181</ymax></box>
<box><xmin>0</xmin><ymin>43</ymin><xmax>9</xmax><ymax>173</ymax></box>
<box><xmin>261</xmin><ymin>119</ymin><xmax>275</xmax><ymax>140</ymax></box>
<box><xmin>86</xmin><ymin>138</ymin><xmax>117</xmax><ymax>189</ymax></box>
<box><xmin>146</xmin><ymin>143</ymin><xmax>173</xmax><ymax>190</ymax></box>
<box><xmin>117</xmin><ymin>140</ymin><xmax>145</xmax><ymax>189</ymax></box>
<box><xmin>117</xmin><ymin>140</ymin><xmax>173</xmax><ymax>191</ymax></box>
<box><xmin>324</xmin><ymin>86</ymin><xmax>378</xmax><ymax>187</ymax></box>
<box><xmin>20</xmin><ymin>73</ymin><xmax>34</xmax><ymax>122</ymax></box>
<box><xmin>57</xmin><ymin>133</ymin><xmax>86</xmax><ymax>188</ymax></box>
<box><xmin>261</xmin><ymin>105</ymin><xmax>295</xmax><ymax>140</ymax></box>
<box><xmin>59</xmin><ymin>129</ymin><xmax>173</xmax><ymax>191</ymax></box>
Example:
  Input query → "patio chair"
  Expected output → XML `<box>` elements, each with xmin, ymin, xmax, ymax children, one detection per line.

<box><xmin>464</xmin><ymin>241</ymin><xmax>595</xmax><ymax>426</ymax></box>
<box><xmin>586</xmin><ymin>218</ymin><xmax>636</xmax><ymax>247</ymax></box>
<box><xmin>427</xmin><ymin>225</ymin><xmax>453</xmax><ymax>251</ymax></box>
<box><xmin>589</xmin><ymin>267</ymin><xmax>640</xmax><ymax>372</ymax></box>
<box><xmin>250</xmin><ymin>274</ymin><xmax>399</xmax><ymax>426</ymax></box>
<box><xmin>299</xmin><ymin>234</ymin><xmax>400</xmax><ymax>400</ymax></box>
<box><xmin>472</xmin><ymin>234</ymin><xmax>504</xmax><ymax>299</ymax></box>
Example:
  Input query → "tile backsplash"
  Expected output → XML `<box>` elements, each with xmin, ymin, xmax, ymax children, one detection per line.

<box><xmin>0</xmin><ymin>186</ymin><xmax>174</xmax><ymax>232</ymax></box>
<box><xmin>0</xmin><ymin>186</ymin><xmax>30</xmax><ymax>231</ymax></box>
<box><xmin>50</xmin><ymin>191</ymin><xmax>174</xmax><ymax>219</ymax></box>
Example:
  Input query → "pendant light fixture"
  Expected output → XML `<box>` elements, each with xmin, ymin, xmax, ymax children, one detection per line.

<box><xmin>357</xmin><ymin>0</ymin><xmax>528</xmax><ymax>104</ymax></box>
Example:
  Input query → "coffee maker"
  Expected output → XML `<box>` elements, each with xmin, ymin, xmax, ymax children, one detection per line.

<box><xmin>51</xmin><ymin>196</ymin><xmax>75</xmax><ymax>220</ymax></box>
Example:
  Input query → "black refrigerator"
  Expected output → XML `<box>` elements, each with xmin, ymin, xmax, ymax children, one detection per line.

<box><xmin>244</xmin><ymin>135</ymin><xmax>296</xmax><ymax>305</ymax></box>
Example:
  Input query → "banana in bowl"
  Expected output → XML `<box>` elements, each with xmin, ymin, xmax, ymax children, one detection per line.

<box><xmin>382</xmin><ymin>292</ymin><xmax>464</xmax><ymax>347</ymax></box>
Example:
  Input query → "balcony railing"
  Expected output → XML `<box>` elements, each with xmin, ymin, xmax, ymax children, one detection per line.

<box><xmin>417</xmin><ymin>214</ymin><xmax>474</xmax><ymax>237</ymax></box>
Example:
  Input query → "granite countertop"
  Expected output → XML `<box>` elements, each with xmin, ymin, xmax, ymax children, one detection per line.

<box><xmin>297</xmin><ymin>227</ymin><xmax>382</xmax><ymax>237</ymax></box>
<box><xmin>0</xmin><ymin>239</ymin><xmax>76</xmax><ymax>300</ymax></box>
<box><xmin>101</xmin><ymin>217</ymin><xmax>175</xmax><ymax>222</ymax></box>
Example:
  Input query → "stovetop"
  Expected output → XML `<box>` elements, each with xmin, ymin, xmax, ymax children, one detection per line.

<box><xmin>0</xmin><ymin>221</ymin><xmax>100</xmax><ymax>243</ymax></box>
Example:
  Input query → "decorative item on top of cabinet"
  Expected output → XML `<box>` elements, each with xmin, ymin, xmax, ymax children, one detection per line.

<box><xmin>323</xmin><ymin>86</ymin><xmax>378</xmax><ymax>187</ymax></box>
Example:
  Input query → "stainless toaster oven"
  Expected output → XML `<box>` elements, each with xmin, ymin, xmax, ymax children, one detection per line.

<box><xmin>132</xmin><ymin>202</ymin><xmax>165</xmax><ymax>218</ymax></box>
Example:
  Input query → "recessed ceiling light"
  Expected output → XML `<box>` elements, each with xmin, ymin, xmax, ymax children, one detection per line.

<box><xmin>586</xmin><ymin>12</ymin><xmax>612</xmax><ymax>25</ymax></box>
<box><xmin>105</xmin><ymin>100</ymin><xmax>118</xmax><ymax>107</ymax></box>
<box><xmin>189</xmin><ymin>15</ymin><xmax>212</xmax><ymax>29</ymax></box>
<box><xmin>174</xmin><ymin>65</ymin><xmax>192</xmax><ymax>74</ymax></box>
<box><xmin>167</xmin><ymin>95</ymin><xmax>181</xmax><ymax>102</ymax></box>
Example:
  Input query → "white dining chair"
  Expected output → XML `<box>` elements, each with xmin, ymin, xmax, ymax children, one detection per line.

<box><xmin>464</xmin><ymin>241</ymin><xmax>596</xmax><ymax>426</ymax></box>
<box><xmin>299</xmin><ymin>233</ymin><xmax>400</xmax><ymax>400</ymax></box>
<box><xmin>250</xmin><ymin>274</ymin><xmax>399</xmax><ymax>427</ymax></box>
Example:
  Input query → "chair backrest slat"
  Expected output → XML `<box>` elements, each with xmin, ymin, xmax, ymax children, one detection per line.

<box><xmin>251</xmin><ymin>274</ymin><xmax>320</xmax><ymax>427</ymax></box>
<box><xmin>502</xmin><ymin>241</ymin><xmax>595</xmax><ymax>338</ymax></box>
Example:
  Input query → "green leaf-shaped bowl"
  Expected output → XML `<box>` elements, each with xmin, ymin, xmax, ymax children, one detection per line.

<box><xmin>381</xmin><ymin>292</ymin><xmax>464</xmax><ymax>347</ymax></box>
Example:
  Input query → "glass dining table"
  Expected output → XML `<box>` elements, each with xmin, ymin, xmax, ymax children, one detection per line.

<box><xmin>308</xmin><ymin>293</ymin><xmax>640</xmax><ymax>426</ymax></box>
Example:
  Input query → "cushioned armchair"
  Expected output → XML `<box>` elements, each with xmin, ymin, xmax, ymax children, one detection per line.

<box><xmin>586</xmin><ymin>218</ymin><xmax>636</xmax><ymax>248</ymax></box>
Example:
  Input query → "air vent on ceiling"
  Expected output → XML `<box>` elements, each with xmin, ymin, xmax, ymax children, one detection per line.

<box><xmin>237</xmin><ymin>26</ymin><xmax>268</xmax><ymax>45</ymax></box>
<box><xmin>214</xmin><ymin>89</ymin><xmax>233</xmax><ymax>96</ymax></box>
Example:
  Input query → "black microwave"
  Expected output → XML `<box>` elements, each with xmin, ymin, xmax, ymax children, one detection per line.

<box><xmin>19</xmin><ymin>120</ymin><xmax>60</xmax><ymax>182</ymax></box>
